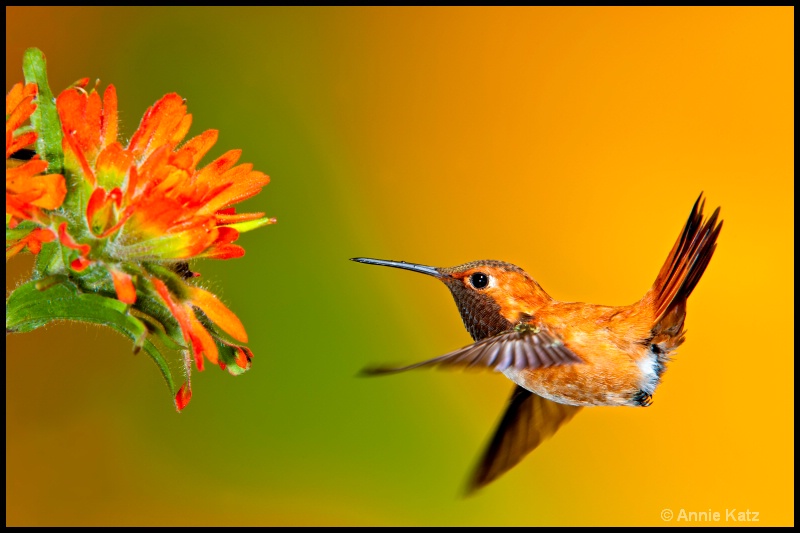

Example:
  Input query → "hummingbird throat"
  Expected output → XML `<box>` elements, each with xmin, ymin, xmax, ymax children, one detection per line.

<box><xmin>446</xmin><ymin>283</ymin><xmax>513</xmax><ymax>341</ymax></box>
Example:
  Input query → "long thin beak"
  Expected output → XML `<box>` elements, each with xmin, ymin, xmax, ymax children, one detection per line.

<box><xmin>350</xmin><ymin>257</ymin><xmax>443</xmax><ymax>278</ymax></box>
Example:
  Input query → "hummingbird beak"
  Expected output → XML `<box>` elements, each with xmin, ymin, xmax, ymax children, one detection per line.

<box><xmin>350</xmin><ymin>258</ymin><xmax>444</xmax><ymax>278</ymax></box>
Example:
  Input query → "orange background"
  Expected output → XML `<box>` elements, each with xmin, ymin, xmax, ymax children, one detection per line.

<box><xmin>6</xmin><ymin>6</ymin><xmax>793</xmax><ymax>526</ymax></box>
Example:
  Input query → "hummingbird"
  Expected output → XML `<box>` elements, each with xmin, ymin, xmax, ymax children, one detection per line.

<box><xmin>352</xmin><ymin>193</ymin><xmax>722</xmax><ymax>493</ymax></box>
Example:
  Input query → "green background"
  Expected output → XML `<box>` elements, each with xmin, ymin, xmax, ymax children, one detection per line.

<box><xmin>6</xmin><ymin>6</ymin><xmax>794</xmax><ymax>526</ymax></box>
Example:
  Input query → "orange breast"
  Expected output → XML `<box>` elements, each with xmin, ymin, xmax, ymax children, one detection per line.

<box><xmin>504</xmin><ymin>301</ymin><xmax>656</xmax><ymax>406</ymax></box>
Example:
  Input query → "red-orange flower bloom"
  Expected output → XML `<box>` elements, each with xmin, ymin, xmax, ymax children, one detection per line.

<box><xmin>8</xmin><ymin>49</ymin><xmax>271</xmax><ymax>413</ymax></box>
<box><xmin>52</xmin><ymin>83</ymin><xmax>271</xmax><ymax>410</ymax></box>
<box><xmin>6</xmin><ymin>82</ymin><xmax>66</xmax><ymax>230</ymax></box>
<box><xmin>57</xmin><ymin>86</ymin><xmax>273</xmax><ymax>263</ymax></box>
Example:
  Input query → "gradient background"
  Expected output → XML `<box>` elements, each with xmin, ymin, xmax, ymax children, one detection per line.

<box><xmin>6</xmin><ymin>6</ymin><xmax>793</xmax><ymax>526</ymax></box>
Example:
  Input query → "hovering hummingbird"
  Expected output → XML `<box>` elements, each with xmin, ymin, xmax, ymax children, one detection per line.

<box><xmin>352</xmin><ymin>193</ymin><xmax>722</xmax><ymax>493</ymax></box>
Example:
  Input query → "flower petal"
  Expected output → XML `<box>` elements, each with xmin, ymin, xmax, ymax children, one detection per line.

<box><xmin>189</xmin><ymin>286</ymin><xmax>248</xmax><ymax>343</ymax></box>
<box><xmin>127</xmin><ymin>94</ymin><xmax>190</xmax><ymax>163</ymax></box>
<box><xmin>6</xmin><ymin>82</ymin><xmax>38</xmax><ymax>158</ymax></box>
<box><xmin>6</xmin><ymin>160</ymin><xmax>67</xmax><ymax>212</ymax></box>
<box><xmin>110</xmin><ymin>269</ymin><xmax>136</xmax><ymax>304</ymax></box>
<box><xmin>6</xmin><ymin>81</ymin><xmax>36</xmax><ymax>117</ymax></box>
<box><xmin>70</xmin><ymin>257</ymin><xmax>91</xmax><ymax>271</ymax></box>
<box><xmin>172</xmin><ymin>129</ymin><xmax>218</xmax><ymax>168</ymax></box>
<box><xmin>7</xmin><ymin>130</ymin><xmax>38</xmax><ymax>157</ymax></box>
<box><xmin>58</xmin><ymin>222</ymin><xmax>90</xmax><ymax>256</ymax></box>
<box><xmin>95</xmin><ymin>142</ymin><xmax>133</xmax><ymax>190</ymax></box>
<box><xmin>62</xmin><ymin>127</ymin><xmax>97</xmax><ymax>186</ymax></box>
<box><xmin>5</xmin><ymin>227</ymin><xmax>55</xmax><ymax>259</ymax></box>
<box><xmin>235</xmin><ymin>345</ymin><xmax>253</xmax><ymax>370</ymax></box>
<box><xmin>187</xmin><ymin>309</ymin><xmax>219</xmax><ymax>366</ymax></box>
<box><xmin>101</xmin><ymin>85</ymin><xmax>118</xmax><ymax>148</ymax></box>
<box><xmin>86</xmin><ymin>187</ymin><xmax>123</xmax><ymax>237</ymax></box>
<box><xmin>175</xmin><ymin>382</ymin><xmax>192</xmax><ymax>412</ymax></box>
<box><xmin>152</xmin><ymin>277</ymin><xmax>196</xmax><ymax>352</ymax></box>
<box><xmin>222</xmin><ymin>215</ymin><xmax>277</xmax><ymax>233</ymax></box>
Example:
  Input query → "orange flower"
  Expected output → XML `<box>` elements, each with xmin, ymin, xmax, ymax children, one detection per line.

<box><xmin>52</xmin><ymin>83</ymin><xmax>271</xmax><ymax>410</ymax></box>
<box><xmin>5</xmin><ymin>227</ymin><xmax>56</xmax><ymax>258</ymax></box>
<box><xmin>151</xmin><ymin>279</ymin><xmax>250</xmax><ymax>370</ymax></box>
<box><xmin>6</xmin><ymin>82</ymin><xmax>66</xmax><ymax>230</ymax></box>
<box><xmin>6</xmin><ymin>82</ymin><xmax>38</xmax><ymax>158</ymax></box>
<box><xmin>57</xmin><ymin>86</ymin><xmax>274</xmax><ymax>264</ymax></box>
<box><xmin>8</xmin><ymin>50</ymin><xmax>271</xmax><ymax>412</ymax></box>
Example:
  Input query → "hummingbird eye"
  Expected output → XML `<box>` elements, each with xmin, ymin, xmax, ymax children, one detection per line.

<box><xmin>469</xmin><ymin>272</ymin><xmax>489</xmax><ymax>289</ymax></box>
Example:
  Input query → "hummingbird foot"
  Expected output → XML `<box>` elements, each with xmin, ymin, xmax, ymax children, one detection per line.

<box><xmin>632</xmin><ymin>390</ymin><xmax>653</xmax><ymax>407</ymax></box>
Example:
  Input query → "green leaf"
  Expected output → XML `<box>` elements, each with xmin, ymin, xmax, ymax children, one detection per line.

<box><xmin>6</xmin><ymin>278</ymin><xmax>176</xmax><ymax>400</ymax></box>
<box><xmin>131</xmin><ymin>310</ymin><xmax>186</xmax><ymax>352</ymax></box>
<box><xmin>22</xmin><ymin>48</ymin><xmax>64</xmax><ymax>174</ymax></box>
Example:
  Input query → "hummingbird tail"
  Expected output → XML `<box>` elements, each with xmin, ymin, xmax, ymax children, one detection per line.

<box><xmin>648</xmin><ymin>193</ymin><xmax>723</xmax><ymax>326</ymax></box>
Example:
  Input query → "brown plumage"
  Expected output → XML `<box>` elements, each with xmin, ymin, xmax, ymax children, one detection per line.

<box><xmin>353</xmin><ymin>193</ymin><xmax>723</xmax><ymax>493</ymax></box>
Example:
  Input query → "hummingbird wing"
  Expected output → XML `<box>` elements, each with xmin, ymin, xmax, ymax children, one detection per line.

<box><xmin>466</xmin><ymin>386</ymin><xmax>582</xmax><ymax>494</ymax></box>
<box><xmin>361</xmin><ymin>324</ymin><xmax>582</xmax><ymax>375</ymax></box>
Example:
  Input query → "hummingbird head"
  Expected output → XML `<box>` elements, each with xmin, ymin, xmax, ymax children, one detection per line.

<box><xmin>351</xmin><ymin>258</ymin><xmax>551</xmax><ymax>341</ymax></box>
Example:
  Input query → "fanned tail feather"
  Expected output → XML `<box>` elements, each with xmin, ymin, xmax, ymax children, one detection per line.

<box><xmin>649</xmin><ymin>193</ymin><xmax>723</xmax><ymax>325</ymax></box>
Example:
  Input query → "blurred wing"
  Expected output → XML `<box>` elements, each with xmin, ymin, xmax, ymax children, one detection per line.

<box><xmin>361</xmin><ymin>324</ymin><xmax>582</xmax><ymax>376</ymax></box>
<box><xmin>466</xmin><ymin>386</ymin><xmax>582</xmax><ymax>494</ymax></box>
